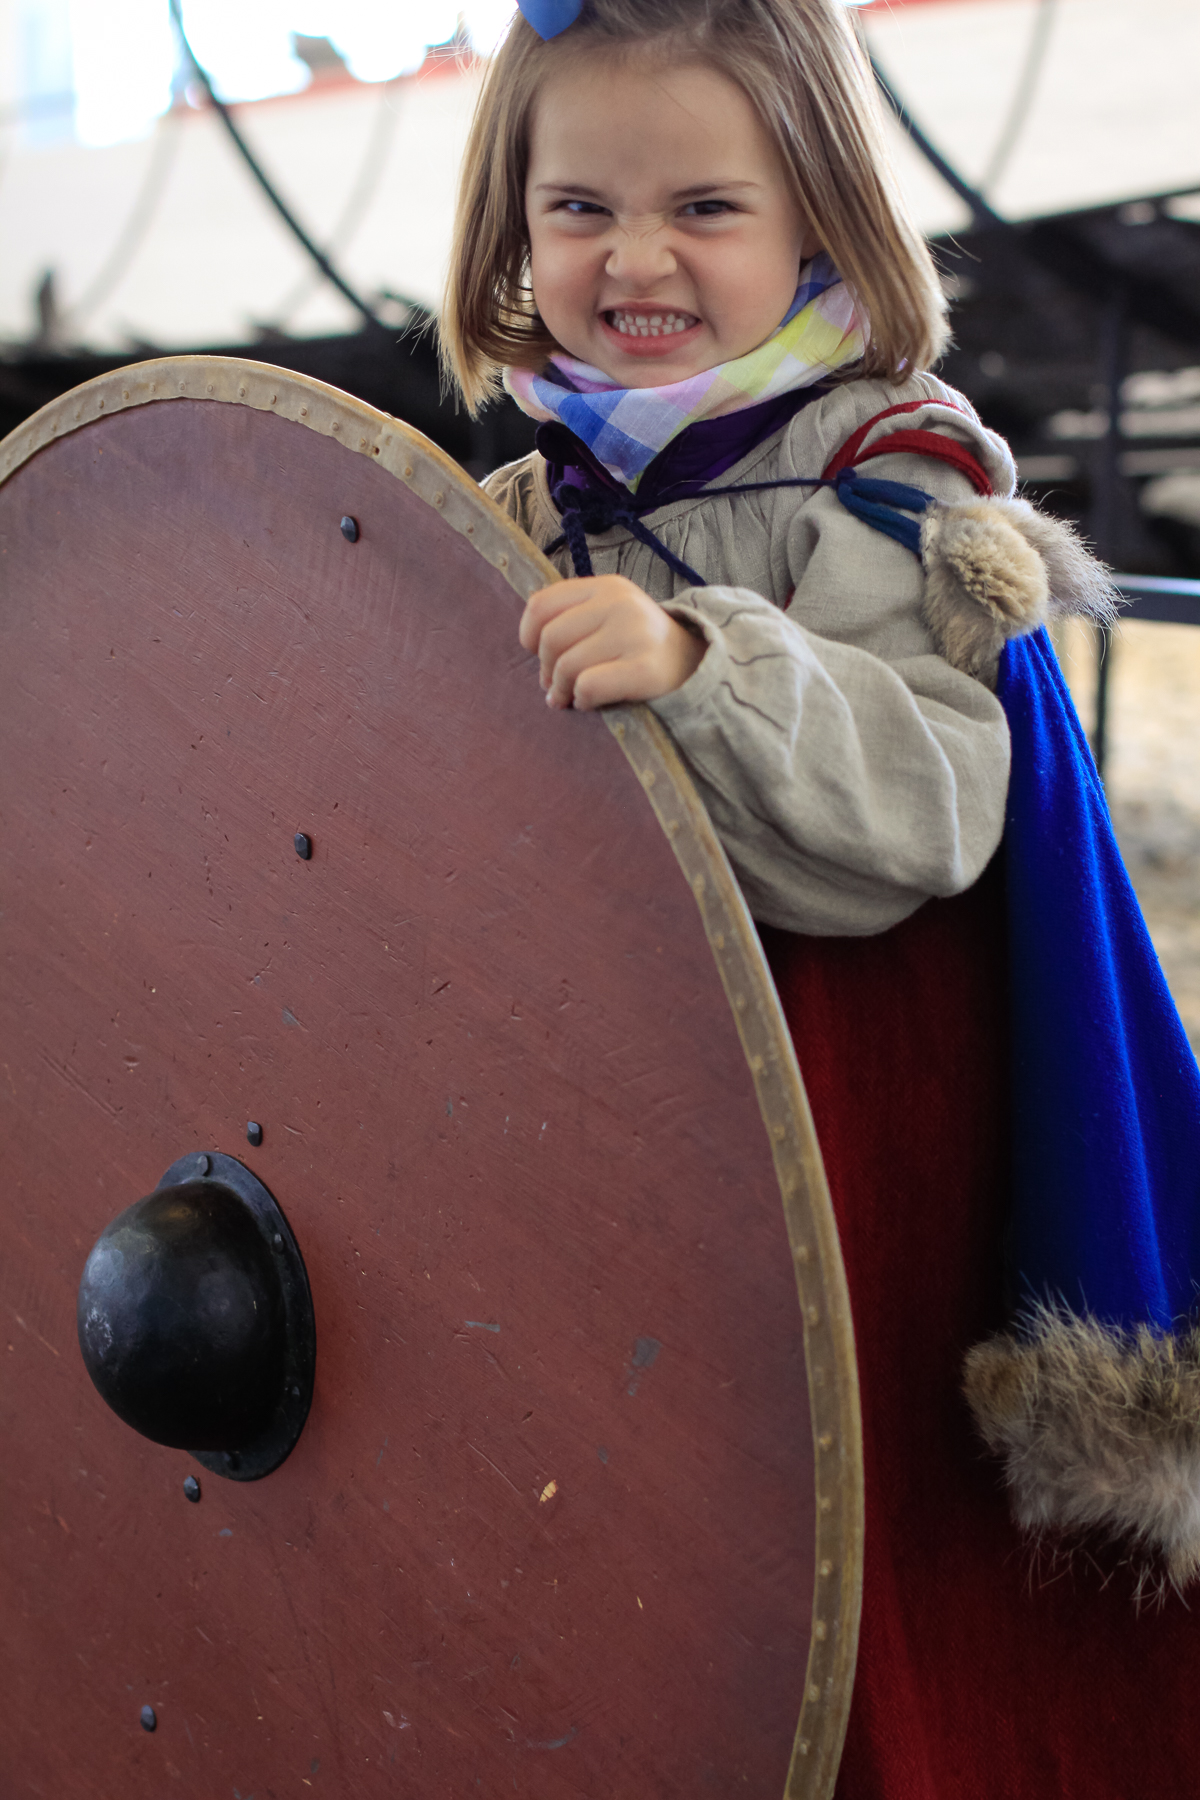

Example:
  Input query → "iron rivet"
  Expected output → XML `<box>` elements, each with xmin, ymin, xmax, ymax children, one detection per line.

<box><xmin>291</xmin><ymin>1385</ymin><xmax>300</xmax><ymax>1398</ymax></box>
<box><xmin>247</xmin><ymin>1121</ymin><xmax>264</xmax><ymax>1147</ymax></box>
<box><xmin>340</xmin><ymin>515</ymin><xmax>359</xmax><ymax>543</ymax></box>
<box><xmin>196</xmin><ymin>1154</ymin><xmax>209</xmax><ymax>1177</ymax></box>
<box><xmin>140</xmin><ymin>1705</ymin><xmax>157</xmax><ymax>1732</ymax></box>
<box><xmin>273</xmin><ymin>1232</ymin><xmax>283</xmax><ymax>1248</ymax></box>
<box><xmin>294</xmin><ymin>832</ymin><xmax>312</xmax><ymax>860</ymax></box>
<box><xmin>183</xmin><ymin>1475</ymin><xmax>201</xmax><ymax>1503</ymax></box>
<box><xmin>224</xmin><ymin>1451</ymin><xmax>240</xmax><ymax>1471</ymax></box>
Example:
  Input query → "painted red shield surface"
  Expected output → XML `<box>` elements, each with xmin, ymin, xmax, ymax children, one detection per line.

<box><xmin>0</xmin><ymin>360</ymin><xmax>860</xmax><ymax>1798</ymax></box>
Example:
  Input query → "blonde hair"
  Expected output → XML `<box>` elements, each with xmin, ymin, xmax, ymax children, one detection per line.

<box><xmin>441</xmin><ymin>0</ymin><xmax>949</xmax><ymax>413</ymax></box>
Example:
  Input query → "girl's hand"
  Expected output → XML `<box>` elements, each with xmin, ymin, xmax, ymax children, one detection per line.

<box><xmin>519</xmin><ymin>575</ymin><xmax>706</xmax><ymax>711</ymax></box>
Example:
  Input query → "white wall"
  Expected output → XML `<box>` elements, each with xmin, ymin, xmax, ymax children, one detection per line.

<box><xmin>0</xmin><ymin>0</ymin><xmax>1197</xmax><ymax>351</ymax></box>
<box><xmin>866</xmin><ymin>0</ymin><xmax>1200</xmax><ymax>232</ymax></box>
<box><xmin>0</xmin><ymin>59</ymin><xmax>483</xmax><ymax>345</ymax></box>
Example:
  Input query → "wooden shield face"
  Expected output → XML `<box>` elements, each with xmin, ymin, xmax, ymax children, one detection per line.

<box><xmin>0</xmin><ymin>361</ymin><xmax>860</xmax><ymax>1797</ymax></box>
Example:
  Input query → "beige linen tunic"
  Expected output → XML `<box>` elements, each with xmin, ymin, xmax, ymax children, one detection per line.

<box><xmin>484</xmin><ymin>373</ymin><xmax>1016</xmax><ymax>937</ymax></box>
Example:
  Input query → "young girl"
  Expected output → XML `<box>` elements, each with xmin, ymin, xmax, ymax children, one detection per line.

<box><xmin>441</xmin><ymin>3</ymin><xmax>1200</xmax><ymax>1795</ymax></box>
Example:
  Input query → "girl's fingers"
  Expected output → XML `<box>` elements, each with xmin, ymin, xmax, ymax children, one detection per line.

<box><xmin>570</xmin><ymin>657</ymin><xmax>663</xmax><ymax>712</ymax></box>
<box><xmin>519</xmin><ymin>581</ymin><xmax>597</xmax><ymax>652</ymax></box>
<box><xmin>522</xmin><ymin>575</ymin><xmax>705</xmax><ymax>707</ymax></box>
<box><xmin>535</xmin><ymin>601</ymin><xmax>609</xmax><ymax>685</ymax></box>
<box><xmin>546</xmin><ymin>639</ymin><xmax>680</xmax><ymax>710</ymax></box>
<box><xmin>535</xmin><ymin>588</ymin><xmax>663</xmax><ymax>678</ymax></box>
<box><xmin>544</xmin><ymin>613</ymin><xmax>706</xmax><ymax>709</ymax></box>
<box><xmin>544</xmin><ymin>626</ymin><xmax>612</xmax><ymax>707</ymax></box>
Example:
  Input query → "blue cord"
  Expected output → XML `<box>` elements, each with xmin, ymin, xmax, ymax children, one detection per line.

<box><xmin>550</xmin><ymin>469</ymin><xmax>933</xmax><ymax>583</ymax></box>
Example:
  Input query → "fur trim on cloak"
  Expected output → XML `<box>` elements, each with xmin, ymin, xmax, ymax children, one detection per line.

<box><xmin>964</xmin><ymin>1309</ymin><xmax>1200</xmax><ymax>1589</ymax></box>
<box><xmin>920</xmin><ymin>495</ymin><xmax>1119</xmax><ymax>681</ymax></box>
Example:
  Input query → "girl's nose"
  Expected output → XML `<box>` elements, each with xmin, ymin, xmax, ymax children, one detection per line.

<box><xmin>605</xmin><ymin>223</ymin><xmax>676</xmax><ymax>289</ymax></box>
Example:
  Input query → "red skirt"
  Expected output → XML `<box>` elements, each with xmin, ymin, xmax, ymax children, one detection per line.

<box><xmin>763</xmin><ymin>864</ymin><xmax>1200</xmax><ymax>1800</ymax></box>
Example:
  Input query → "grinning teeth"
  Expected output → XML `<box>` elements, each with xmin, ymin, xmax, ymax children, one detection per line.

<box><xmin>608</xmin><ymin>308</ymin><xmax>697</xmax><ymax>338</ymax></box>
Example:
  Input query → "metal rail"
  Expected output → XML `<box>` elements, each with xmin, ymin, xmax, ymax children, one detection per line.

<box><xmin>1093</xmin><ymin>576</ymin><xmax>1200</xmax><ymax>778</ymax></box>
<box><xmin>1114</xmin><ymin>574</ymin><xmax>1200</xmax><ymax>627</ymax></box>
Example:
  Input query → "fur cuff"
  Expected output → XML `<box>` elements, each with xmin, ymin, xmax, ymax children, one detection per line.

<box><xmin>964</xmin><ymin>1306</ymin><xmax>1200</xmax><ymax>1587</ymax></box>
<box><xmin>922</xmin><ymin>497</ymin><xmax>1120</xmax><ymax>682</ymax></box>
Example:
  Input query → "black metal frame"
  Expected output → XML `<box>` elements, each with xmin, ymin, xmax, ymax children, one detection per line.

<box><xmin>1093</xmin><ymin>577</ymin><xmax>1200</xmax><ymax>779</ymax></box>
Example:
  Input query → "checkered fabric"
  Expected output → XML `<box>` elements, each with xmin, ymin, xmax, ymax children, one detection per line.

<box><xmin>504</xmin><ymin>254</ymin><xmax>867</xmax><ymax>491</ymax></box>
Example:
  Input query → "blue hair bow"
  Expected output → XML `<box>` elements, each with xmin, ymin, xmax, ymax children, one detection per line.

<box><xmin>518</xmin><ymin>0</ymin><xmax>584</xmax><ymax>37</ymax></box>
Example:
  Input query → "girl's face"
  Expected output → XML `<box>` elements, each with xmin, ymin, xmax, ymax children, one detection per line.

<box><xmin>525</xmin><ymin>54</ymin><xmax>815</xmax><ymax>387</ymax></box>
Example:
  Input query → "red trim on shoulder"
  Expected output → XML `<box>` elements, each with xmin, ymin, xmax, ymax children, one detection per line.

<box><xmin>821</xmin><ymin>401</ymin><xmax>936</xmax><ymax>478</ymax></box>
<box><xmin>821</xmin><ymin>403</ymin><xmax>994</xmax><ymax>498</ymax></box>
<box><xmin>849</xmin><ymin>430</ymin><xmax>994</xmax><ymax>496</ymax></box>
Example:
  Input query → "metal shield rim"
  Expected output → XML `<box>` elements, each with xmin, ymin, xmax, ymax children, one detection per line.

<box><xmin>0</xmin><ymin>354</ymin><xmax>863</xmax><ymax>1799</ymax></box>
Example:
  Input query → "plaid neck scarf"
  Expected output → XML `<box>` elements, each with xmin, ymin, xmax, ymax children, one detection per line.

<box><xmin>504</xmin><ymin>253</ymin><xmax>867</xmax><ymax>492</ymax></box>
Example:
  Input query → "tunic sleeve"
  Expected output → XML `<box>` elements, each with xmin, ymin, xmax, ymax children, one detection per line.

<box><xmin>647</xmin><ymin>452</ymin><xmax>1012</xmax><ymax>936</ymax></box>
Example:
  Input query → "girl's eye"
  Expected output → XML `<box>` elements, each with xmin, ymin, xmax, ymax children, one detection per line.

<box><xmin>560</xmin><ymin>199</ymin><xmax>608</xmax><ymax>216</ymax></box>
<box><xmin>682</xmin><ymin>199</ymin><xmax>734</xmax><ymax>217</ymax></box>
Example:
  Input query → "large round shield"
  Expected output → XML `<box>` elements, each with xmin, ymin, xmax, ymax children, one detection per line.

<box><xmin>0</xmin><ymin>359</ymin><xmax>861</xmax><ymax>1796</ymax></box>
